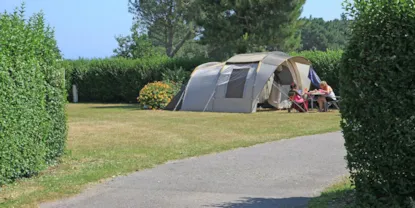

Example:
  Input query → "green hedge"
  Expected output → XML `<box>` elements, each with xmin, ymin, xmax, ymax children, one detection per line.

<box><xmin>291</xmin><ymin>50</ymin><xmax>342</xmax><ymax>94</ymax></box>
<box><xmin>0</xmin><ymin>7</ymin><xmax>67</xmax><ymax>185</ymax></box>
<box><xmin>340</xmin><ymin>1</ymin><xmax>415</xmax><ymax>207</ymax></box>
<box><xmin>65</xmin><ymin>51</ymin><xmax>341</xmax><ymax>103</ymax></box>
<box><xmin>64</xmin><ymin>57</ymin><xmax>208</xmax><ymax>103</ymax></box>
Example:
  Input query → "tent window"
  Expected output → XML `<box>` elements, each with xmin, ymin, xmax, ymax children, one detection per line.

<box><xmin>225</xmin><ymin>68</ymin><xmax>250</xmax><ymax>98</ymax></box>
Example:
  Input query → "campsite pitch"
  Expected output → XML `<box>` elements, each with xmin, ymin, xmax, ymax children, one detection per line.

<box><xmin>0</xmin><ymin>104</ymin><xmax>341</xmax><ymax>208</ymax></box>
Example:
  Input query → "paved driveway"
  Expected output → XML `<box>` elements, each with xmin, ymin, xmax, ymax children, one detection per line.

<box><xmin>41</xmin><ymin>132</ymin><xmax>347</xmax><ymax>208</ymax></box>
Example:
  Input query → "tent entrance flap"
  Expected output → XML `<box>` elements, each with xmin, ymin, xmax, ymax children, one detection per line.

<box><xmin>276</xmin><ymin>65</ymin><xmax>294</xmax><ymax>85</ymax></box>
<box><xmin>225</xmin><ymin>68</ymin><xmax>250</xmax><ymax>98</ymax></box>
<box><xmin>265</xmin><ymin>64</ymin><xmax>295</xmax><ymax>109</ymax></box>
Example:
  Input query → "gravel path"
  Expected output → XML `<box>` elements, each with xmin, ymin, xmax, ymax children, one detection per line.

<box><xmin>41</xmin><ymin>132</ymin><xmax>347</xmax><ymax>208</ymax></box>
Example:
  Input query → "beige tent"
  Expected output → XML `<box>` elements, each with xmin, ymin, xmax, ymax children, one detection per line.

<box><xmin>169</xmin><ymin>51</ymin><xmax>313</xmax><ymax>113</ymax></box>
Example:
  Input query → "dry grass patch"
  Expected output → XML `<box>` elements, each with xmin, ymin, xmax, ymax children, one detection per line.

<box><xmin>0</xmin><ymin>104</ymin><xmax>341</xmax><ymax>208</ymax></box>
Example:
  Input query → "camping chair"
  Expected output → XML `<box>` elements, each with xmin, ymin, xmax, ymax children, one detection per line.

<box><xmin>324</xmin><ymin>96</ymin><xmax>341</xmax><ymax>111</ymax></box>
<box><xmin>308</xmin><ymin>95</ymin><xmax>318</xmax><ymax>111</ymax></box>
<box><xmin>288</xmin><ymin>91</ymin><xmax>308</xmax><ymax>113</ymax></box>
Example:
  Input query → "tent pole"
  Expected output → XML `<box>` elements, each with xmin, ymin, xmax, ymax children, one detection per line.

<box><xmin>250</xmin><ymin>62</ymin><xmax>261</xmax><ymax>113</ymax></box>
<box><xmin>173</xmin><ymin>90</ymin><xmax>186</xmax><ymax>111</ymax></box>
<box><xmin>203</xmin><ymin>65</ymin><xmax>227</xmax><ymax>112</ymax></box>
<box><xmin>203</xmin><ymin>90</ymin><xmax>216</xmax><ymax>112</ymax></box>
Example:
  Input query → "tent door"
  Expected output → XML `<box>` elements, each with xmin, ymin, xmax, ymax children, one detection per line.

<box><xmin>267</xmin><ymin>64</ymin><xmax>295</xmax><ymax>109</ymax></box>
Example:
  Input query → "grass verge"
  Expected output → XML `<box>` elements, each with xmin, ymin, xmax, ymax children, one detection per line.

<box><xmin>0</xmin><ymin>104</ymin><xmax>341</xmax><ymax>208</ymax></box>
<box><xmin>309</xmin><ymin>177</ymin><xmax>355</xmax><ymax>208</ymax></box>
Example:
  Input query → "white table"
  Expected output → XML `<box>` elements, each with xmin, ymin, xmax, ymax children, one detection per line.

<box><xmin>308</xmin><ymin>92</ymin><xmax>325</xmax><ymax>111</ymax></box>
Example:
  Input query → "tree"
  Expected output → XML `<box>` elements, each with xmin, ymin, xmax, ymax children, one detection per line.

<box><xmin>113</xmin><ymin>22</ymin><xmax>165</xmax><ymax>59</ymax></box>
<box><xmin>194</xmin><ymin>0</ymin><xmax>305</xmax><ymax>59</ymax></box>
<box><xmin>299</xmin><ymin>15</ymin><xmax>350</xmax><ymax>51</ymax></box>
<box><xmin>325</xmin><ymin>14</ymin><xmax>350</xmax><ymax>50</ymax></box>
<box><xmin>174</xmin><ymin>40</ymin><xmax>209</xmax><ymax>59</ymax></box>
<box><xmin>299</xmin><ymin>17</ymin><xmax>329</xmax><ymax>51</ymax></box>
<box><xmin>128</xmin><ymin>0</ymin><xmax>199</xmax><ymax>58</ymax></box>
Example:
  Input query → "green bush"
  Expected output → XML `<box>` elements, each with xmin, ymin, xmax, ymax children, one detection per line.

<box><xmin>161</xmin><ymin>67</ymin><xmax>191</xmax><ymax>84</ymax></box>
<box><xmin>64</xmin><ymin>57</ymin><xmax>207</xmax><ymax>103</ymax></box>
<box><xmin>64</xmin><ymin>51</ymin><xmax>341</xmax><ymax>103</ymax></box>
<box><xmin>340</xmin><ymin>0</ymin><xmax>415</xmax><ymax>207</ymax></box>
<box><xmin>0</xmin><ymin>6</ymin><xmax>67</xmax><ymax>185</ymax></box>
<box><xmin>291</xmin><ymin>50</ymin><xmax>343</xmax><ymax>94</ymax></box>
<box><xmin>137</xmin><ymin>81</ymin><xmax>181</xmax><ymax>109</ymax></box>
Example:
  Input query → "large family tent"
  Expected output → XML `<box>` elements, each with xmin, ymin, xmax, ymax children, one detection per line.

<box><xmin>166</xmin><ymin>51</ymin><xmax>321</xmax><ymax>113</ymax></box>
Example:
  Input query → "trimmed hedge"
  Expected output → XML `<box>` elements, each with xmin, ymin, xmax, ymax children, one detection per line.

<box><xmin>341</xmin><ymin>1</ymin><xmax>415</xmax><ymax>207</ymax></box>
<box><xmin>0</xmin><ymin>7</ymin><xmax>67</xmax><ymax>185</ymax></box>
<box><xmin>291</xmin><ymin>50</ymin><xmax>342</xmax><ymax>94</ymax></box>
<box><xmin>65</xmin><ymin>57</ymin><xmax>207</xmax><ymax>103</ymax></box>
<box><xmin>65</xmin><ymin>51</ymin><xmax>341</xmax><ymax>103</ymax></box>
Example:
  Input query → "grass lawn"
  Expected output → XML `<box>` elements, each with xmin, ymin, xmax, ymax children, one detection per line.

<box><xmin>309</xmin><ymin>177</ymin><xmax>355</xmax><ymax>208</ymax></box>
<box><xmin>0</xmin><ymin>104</ymin><xmax>341</xmax><ymax>208</ymax></box>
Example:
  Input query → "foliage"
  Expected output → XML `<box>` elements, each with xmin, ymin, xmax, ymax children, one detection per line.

<box><xmin>65</xmin><ymin>56</ymin><xmax>208</xmax><ymax>103</ymax></box>
<box><xmin>122</xmin><ymin>0</ymin><xmax>351</xmax><ymax>60</ymax></box>
<box><xmin>340</xmin><ymin>0</ymin><xmax>415</xmax><ymax>207</ymax></box>
<box><xmin>291</xmin><ymin>50</ymin><xmax>343</xmax><ymax>94</ymax></box>
<box><xmin>300</xmin><ymin>15</ymin><xmax>350</xmax><ymax>51</ymax></box>
<box><xmin>0</xmin><ymin>4</ymin><xmax>67</xmax><ymax>185</ymax></box>
<box><xmin>113</xmin><ymin>22</ymin><xmax>166</xmax><ymax>59</ymax></box>
<box><xmin>128</xmin><ymin>0</ymin><xmax>199</xmax><ymax>57</ymax></box>
<box><xmin>162</xmin><ymin>67</ymin><xmax>190</xmax><ymax>84</ymax></box>
<box><xmin>138</xmin><ymin>81</ymin><xmax>180</xmax><ymax>109</ymax></box>
<box><xmin>175</xmin><ymin>40</ymin><xmax>209</xmax><ymax>59</ymax></box>
<box><xmin>195</xmin><ymin>0</ymin><xmax>306</xmax><ymax>59</ymax></box>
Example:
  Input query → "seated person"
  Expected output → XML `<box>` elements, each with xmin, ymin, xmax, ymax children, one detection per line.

<box><xmin>316</xmin><ymin>81</ymin><xmax>336</xmax><ymax>112</ymax></box>
<box><xmin>288</xmin><ymin>83</ymin><xmax>308</xmax><ymax>112</ymax></box>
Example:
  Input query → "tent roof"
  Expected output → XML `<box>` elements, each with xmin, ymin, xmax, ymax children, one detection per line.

<box><xmin>226</xmin><ymin>51</ymin><xmax>310</xmax><ymax>66</ymax></box>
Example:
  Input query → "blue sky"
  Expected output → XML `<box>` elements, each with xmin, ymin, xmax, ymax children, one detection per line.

<box><xmin>1</xmin><ymin>0</ymin><xmax>343</xmax><ymax>59</ymax></box>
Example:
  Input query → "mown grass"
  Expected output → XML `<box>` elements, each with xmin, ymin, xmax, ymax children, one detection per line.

<box><xmin>0</xmin><ymin>104</ymin><xmax>341</xmax><ymax>208</ymax></box>
<box><xmin>309</xmin><ymin>177</ymin><xmax>355</xmax><ymax>208</ymax></box>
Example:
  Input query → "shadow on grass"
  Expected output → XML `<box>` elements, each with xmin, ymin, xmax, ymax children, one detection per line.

<box><xmin>308</xmin><ymin>189</ymin><xmax>355</xmax><ymax>208</ymax></box>
<box><xmin>89</xmin><ymin>105</ymin><xmax>141</xmax><ymax>110</ymax></box>
<box><xmin>205</xmin><ymin>197</ymin><xmax>310</xmax><ymax>208</ymax></box>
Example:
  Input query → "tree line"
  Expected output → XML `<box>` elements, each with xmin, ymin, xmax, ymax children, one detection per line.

<box><xmin>113</xmin><ymin>0</ymin><xmax>351</xmax><ymax>60</ymax></box>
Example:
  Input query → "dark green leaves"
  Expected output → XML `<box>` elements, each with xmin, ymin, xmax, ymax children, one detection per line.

<box><xmin>299</xmin><ymin>16</ymin><xmax>351</xmax><ymax>51</ymax></box>
<box><xmin>64</xmin><ymin>57</ymin><xmax>208</xmax><ymax>103</ymax></box>
<box><xmin>340</xmin><ymin>0</ymin><xmax>415</xmax><ymax>207</ymax></box>
<box><xmin>195</xmin><ymin>0</ymin><xmax>306</xmax><ymax>59</ymax></box>
<box><xmin>128</xmin><ymin>0</ymin><xmax>198</xmax><ymax>57</ymax></box>
<box><xmin>113</xmin><ymin>22</ymin><xmax>166</xmax><ymax>59</ymax></box>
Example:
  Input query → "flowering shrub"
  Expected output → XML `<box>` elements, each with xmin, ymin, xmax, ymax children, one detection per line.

<box><xmin>138</xmin><ymin>81</ymin><xmax>180</xmax><ymax>110</ymax></box>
